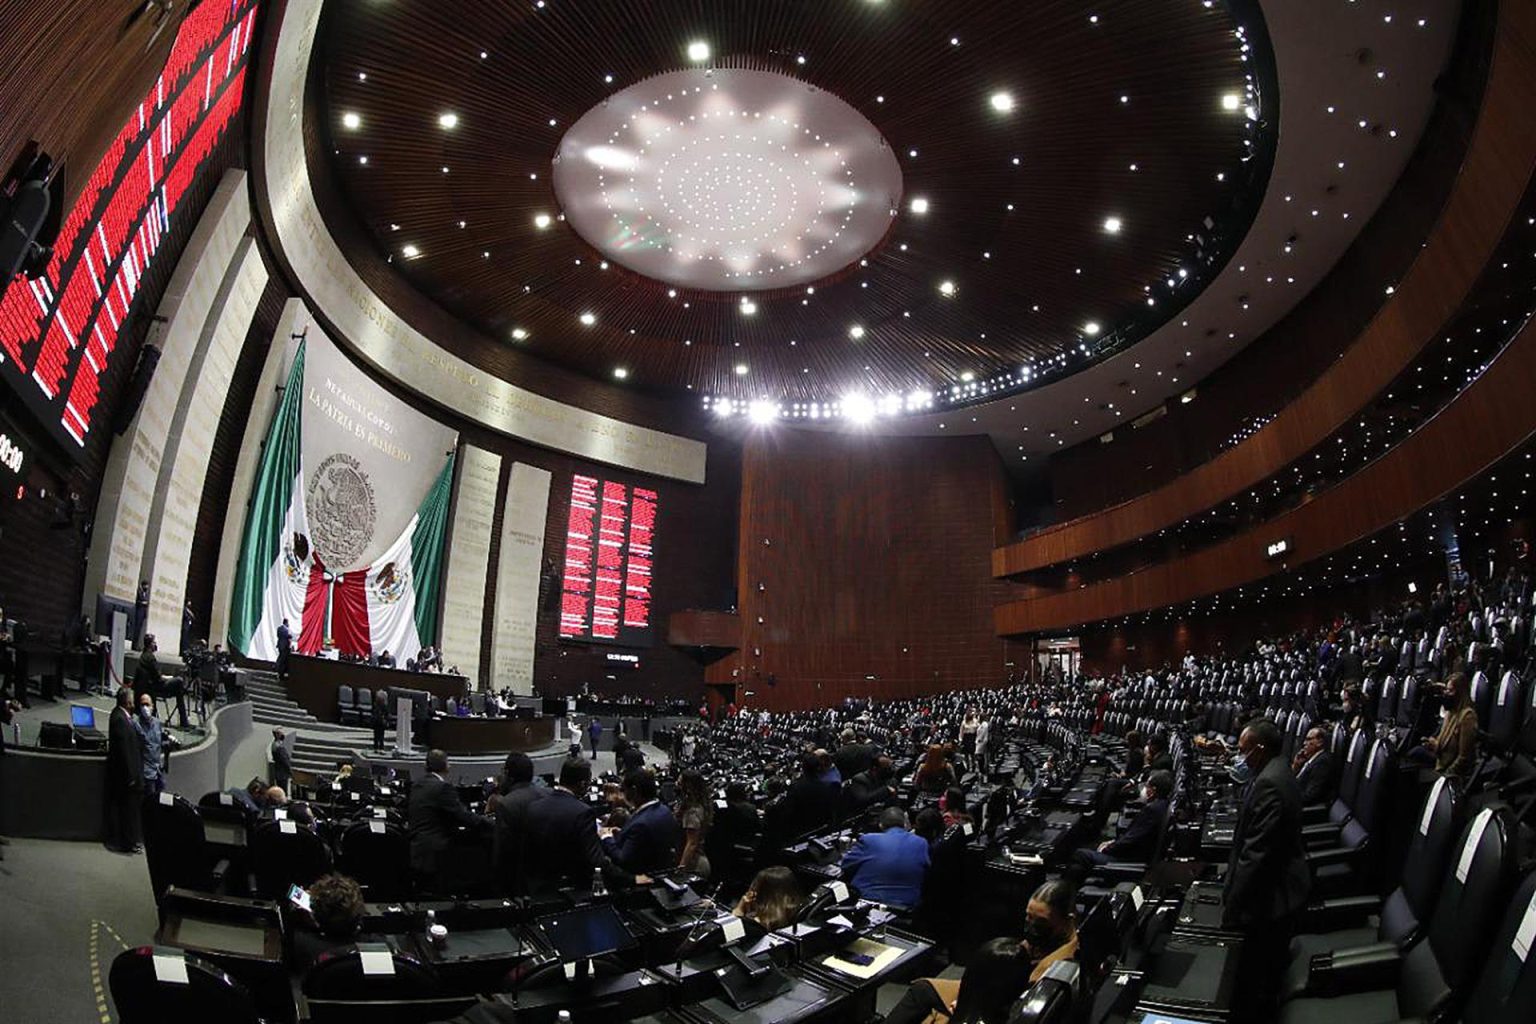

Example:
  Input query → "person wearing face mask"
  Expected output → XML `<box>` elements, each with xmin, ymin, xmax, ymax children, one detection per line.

<box><xmin>1406</xmin><ymin>671</ymin><xmax>1478</xmax><ymax>783</ymax></box>
<box><xmin>133</xmin><ymin>693</ymin><xmax>166</xmax><ymax>796</ymax></box>
<box><xmin>1222</xmin><ymin>717</ymin><xmax>1310</xmax><ymax>1015</ymax></box>
<box><xmin>881</xmin><ymin>880</ymin><xmax>1078</xmax><ymax>1024</ymax></box>
<box><xmin>1338</xmin><ymin>685</ymin><xmax>1366</xmax><ymax>734</ymax></box>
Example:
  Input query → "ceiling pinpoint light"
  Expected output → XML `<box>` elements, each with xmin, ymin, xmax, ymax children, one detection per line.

<box><xmin>1083</xmin><ymin>321</ymin><xmax>1101</xmax><ymax>336</ymax></box>
<box><xmin>612</xmin><ymin>366</ymin><xmax>628</xmax><ymax>379</ymax></box>
<box><xmin>1103</xmin><ymin>216</ymin><xmax>1122</xmax><ymax>234</ymax></box>
<box><xmin>533</xmin><ymin>213</ymin><xmax>552</xmax><ymax>229</ymax></box>
<box><xmin>748</xmin><ymin>400</ymin><xmax>778</xmax><ymax>424</ymax></box>
<box><xmin>849</xmin><ymin>325</ymin><xmax>866</xmax><ymax>339</ymax></box>
<box><xmin>990</xmin><ymin>91</ymin><xmax>1015</xmax><ymax>112</ymax></box>
<box><xmin>511</xmin><ymin>327</ymin><xmax>529</xmax><ymax>341</ymax></box>
<box><xmin>938</xmin><ymin>280</ymin><xmax>957</xmax><ymax>296</ymax></box>
<box><xmin>341</xmin><ymin>111</ymin><xmax>361</xmax><ymax>129</ymax></box>
<box><xmin>686</xmin><ymin>40</ymin><xmax>711</xmax><ymax>62</ymax></box>
<box><xmin>1221</xmin><ymin>92</ymin><xmax>1242</xmax><ymax>110</ymax></box>
<box><xmin>842</xmin><ymin>393</ymin><xmax>876</xmax><ymax>424</ymax></box>
<box><xmin>437</xmin><ymin>112</ymin><xmax>459</xmax><ymax>129</ymax></box>
<box><xmin>909</xmin><ymin>196</ymin><xmax>930</xmax><ymax>214</ymax></box>
<box><xmin>579</xmin><ymin>312</ymin><xmax>596</xmax><ymax>326</ymax></box>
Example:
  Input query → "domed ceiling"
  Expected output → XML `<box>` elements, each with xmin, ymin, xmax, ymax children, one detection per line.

<box><xmin>316</xmin><ymin>0</ymin><xmax>1274</xmax><ymax>415</ymax></box>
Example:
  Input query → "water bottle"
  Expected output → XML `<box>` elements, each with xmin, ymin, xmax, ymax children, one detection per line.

<box><xmin>591</xmin><ymin>867</ymin><xmax>606</xmax><ymax>897</ymax></box>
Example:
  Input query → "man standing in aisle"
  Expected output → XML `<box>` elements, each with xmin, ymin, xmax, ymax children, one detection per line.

<box><xmin>275</xmin><ymin>618</ymin><xmax>292</xmax><ymax>679</ymax></box>
<box><xmin>586</xmin><ymin>716</ymin><xmax>602</xmax><ymax>760</ymax></box>
<box><xmin>270</xmin><ymin>728</ymin><xmax>293</xmax><ymax>791</ymax></box>
<box><xmin>105</xmin><ymin>687</ymin><xmax>145</xmax><ymax>853</ymax></box>
<box><xmin>1222</xmin><ymin>718</ymin><xmax>1310</xmax><ymax>1014</ymax></box>
<box><xmin>134</xmin><ymin>692</ymin><xmax>166</xmax><ymax>797</ymax></box>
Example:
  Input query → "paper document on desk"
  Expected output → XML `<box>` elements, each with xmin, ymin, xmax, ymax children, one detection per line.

<box><xmin>823</xmin><ymin>937</ymin><xmax>903</xmax><ymax>979</ymax></box>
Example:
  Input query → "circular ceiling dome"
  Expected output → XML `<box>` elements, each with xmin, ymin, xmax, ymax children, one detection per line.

<box><xmin>554</xmin><ymin>69</ymin><xmax>903</xmax><ymax>292</ymax></box>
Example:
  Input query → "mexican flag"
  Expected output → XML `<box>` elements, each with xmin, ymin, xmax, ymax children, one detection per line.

<box><xmin>328</xmin><ymin>452</ymin><xmax>455</xmax><ymax>663</ymax></box>
<box><xmin>229</xmin><ymin>341</ymin><xmax>311</xmax><ymax>659</ymax></box>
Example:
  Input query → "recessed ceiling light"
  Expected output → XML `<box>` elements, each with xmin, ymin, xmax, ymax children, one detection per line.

<box><xmin>1103</xmin><ymin>216</ymin><xmax>1122</xmax><ymax>234</ymax></box>
<box><xmin>533</xmin><ymin>213</ymin><xmax>552</xmax><ymax>229</ymax></box>
<box><xmin>849</xmin><ymin>325</ymin><xmax>866</xmax><ymax>339</ymax></box>
<box><xmin>909</xmin><ymin>197</ymin><xmax>929</xmax><ymax>215</ymax></box>
<box><xmin>734</xmin><ymin>363</ymin><xmax>749</xmax><ymax>376</ymax></box>
<box><xmin>739</xmin><ymin>299</ymin><xmax>758</xmax><ymax>316</ymax></box>
<box><xmin>990</xmin><ymin>91</ymin><xmax>1015</xmax><ymax>112</ymax></box>
<box><xmin>438</xmin><ymin>112</ymin><xmax>459</xmax><ymax>129</ymax></box>
<box><xmin>401</xmin><ymin>244</ymin><xmax>420</xmax><ymax>258</ymax></box>
<box><xmin>843</xmin><ymin>393</ymin><xmax>876</xmax><ymax>425</ymax></box>
<box><xmin>511</xmin><ymin>328</ymin><xmax>529</xmax><ymax>341</ymax></box>
<box><xmin>938</xmin><ymin>280</ymin><xmax>956</xmax><ymax>296</ymax></box>
<box><xmin>748</xmin><ymin>400</ymin><xmax>778</xmax><ymax>424</ymax></box>
<box><xmin>341</xmin><ymin>112</ymin><xmax>361</xmax><ymax>130</ymax></box>
<box><xmin>1222</xmin><ymin>93</ymin><xmax>1242</xmax><ymax>111</ymax></box>
<box><xmin>579</xmin><ymin>312</ymin><xmax>597</xmax><ymax>326</ymax></box>
<box><xmin>1083</xmin><ymin>321</ymin><xmax>1101</xmax><ymax>336</ymax></box>
<box><xmin>613</xmin><ymin>367</ymin><xmax>628</xmax><ymax>379</ymax></box>
<box><xmin>687</xmin><ymin>40</ymin><xmax>711</xmax><ymax>62</ymax></box>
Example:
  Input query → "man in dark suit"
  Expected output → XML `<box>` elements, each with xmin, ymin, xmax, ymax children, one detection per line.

<box><xmin>1223</xmin><ymin>718</ymin><xmax>1310</xmax><ymax>1014</ymax></box>
<box><xmin>523</xmin><ymin>757</ymin><xmax>643</xmax><ymax>895</ymax></box>
<box><xmin>407</xmin><ymin>749</ymin><xmax>489</xmax><ymax>893</ymax></box>
<box><xmin>765</xmin><ymin>752</ymin><xmax>840</xmax><ymax>845</ymax></box>
<box><xmin>844</xmin><ymin>755</ymin><xmax>898</xmax><ymax>816</ymax></box>
<box><xmin>133</xmin><ymin>635</ymin><xmax>187</xmax><ymax>728</ymax></box>
<box><xmin>833</xmin><ymin>729</ymin><xmax>878</xmax><ymax>780</ymax></box>
<box><xmin>1072</xmin><ymin>771</ymin><xmax>1173</xmax><ymax>873</ymax></box>
<box><xmin>104</xmin><ymin>686</ymin><xmax>145</xmax><ymax>853</ymax></box>
<box><xmin>602</xmin><ymin>770</ymin><xmax>682</xmax><ymax>875</ymax></box>
<box><xmin>1145</xmin><ymin>733</ymin><xmax>1173</xmax><ymax>773</ymax></box>
<box><xmin>1291</xmin><ymin>725</ymin><xmax>1336</xmax><ymax>805</ymax></box>
<box><xmin>270</xmin><ymin>729</ymin><xmax>293</xmax><ymax>791</ymax></box>
<box><xmin>275</xmin><ymin>618</ymin><xmax>292</xmax><ymax>679</ymax></box>
<box><xmin>492</xmin><ymin>752</ymin><xmax>545</xmax><ymax>895</ymax></box>
<box><xmin>838</xmin><ymin>806</ymin><xmax>931</xmax><ymax>910</ymax></box>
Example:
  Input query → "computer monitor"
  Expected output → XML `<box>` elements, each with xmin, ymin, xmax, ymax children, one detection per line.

<box><xmin>69</xmin><ymin>704</ymin><xmax>96</xmax><ymax>729</ymax></box>
<box><xmin>535</xmin><ymin>903</ymin><xmax>636</xmax><ymax>962</ymax></box>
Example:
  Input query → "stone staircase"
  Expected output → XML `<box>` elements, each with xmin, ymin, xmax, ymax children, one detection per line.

<box><xmin>243</xmin><ymin>670</ymin><xmax>410</xmax><ymax>774</ymax></box>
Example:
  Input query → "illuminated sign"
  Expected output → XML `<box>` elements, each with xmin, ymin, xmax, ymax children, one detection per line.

<box><xmin>0</xmin><ymin>0</ymin><xmax>259</xmax><ymax>454</ymax></box>
<box><xmin>1265</xmin><ymin>538</ymin><xmax>1291</xmax><ymax>560</ymax></box>
<box><xmin>0</xmin><ymin>433</ymin><xmax>23</xmax><ymax>475</ymax></box>
<box><xmin>559</xmin><ymin>474</ymin><xmax>658</xmax><ymax>645</ymax></box>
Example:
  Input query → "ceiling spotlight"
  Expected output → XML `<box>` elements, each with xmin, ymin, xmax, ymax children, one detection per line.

<box><xmin>713</xmin><ymin>402</ymin><xmax>733</xmax><ymax>418</ymax></box>
<box><xmin>909</xmin><ymin>197</ymin><xmax>930</xmax><ymax>215</ymax></box>
<box><xmin>1221</xmin><ymin>92</ymin><xmax>1242</xmax><ymax>111</ymax></box>
<box><xmin>533</xmin><ymin>213</ymin><xmax>552</xmax><ymax>229</ymax></box>
<box><xmin>938</xmin><ymin>280</ymin><xmax>956</xmax><ymax>296</ymax></box>
<box><xmin>849</xmin><ymin>324</ymin><xmax>866</xmax><ymax>339</ymax></box>
<box><xmin>511</xmin><ymin>327</ymin><xmax>529</xmax><ymax>341</ymax></box>
<box><xmin>842</xmin><ymin>393</ymin><xmax>876</xmax><ymax>425</ymax></box>
<box><xmin>1103</xmin><ymin>216</ymin><xmax>1122</xmax><ymax>234</ymax></box>
<box><xmin>990</xmin><ymin>91</ymin><xmax>1015</xmax><ymax>113</ymax></box>
<box><xmin>960</xmin><ymin>371</ymin><xmax>975</xmax><ymax>382</ymax></box>
<box><xmin>1083</xmin><ymin>321</ymin><xmax>1101</xmax><ymax>336</ymax></box>
<box><xmin>437</xmin><ymin>112</ymin><xmax>459</xmax><ymax>129</ymax></box>
<box><xmin>687</xmin><ymin>40</ymin><xmax>711</xmax><ymax>62</ymax></box>
<box><xmin>341</xmin><ymin>111</ymin><xmax>361</xmax><ymax>130</ymax></box>
<box><xmin>401</xmin><ymin>244</ymin><xmax>420</xmax><ymax>259</ymax></box>
<box><xmin>612</xmin><ymin>367</ymin><xmax>628</xmax><ymax>379</ymax></box>
<box><xmin>739</xmin><ymin>299</ymin><xmax>758</xmax><ymax>316</ymax></box>
<box><xmin>734</xmin><ymin>363</ymin><xmax>749</xmax><ymax>376</ymax></box>
<box><xmin>748</xmin><ymin>400</ymin><xmax>778</xmax><ymax>424</ymax></box>
<box><xmin>579</xmin><ymin>312</ymin><xmax>597</xmax><ymax>326</ymax></box>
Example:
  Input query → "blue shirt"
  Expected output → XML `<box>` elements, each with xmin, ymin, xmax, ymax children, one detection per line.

<box><xmin>133</xmin><ymin>712</ymin><xmax>163</xmax><ymax>781</ymax></box>
<box><xmin>839</xmin><ymin>827</ymin><xmax>930</xmax><ymax>909</ymax></box>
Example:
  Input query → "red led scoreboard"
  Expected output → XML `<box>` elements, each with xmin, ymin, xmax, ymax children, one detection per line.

<box><xmin>0</xmin><ymin>0</ymin><xmax>259</xmax><ymax>454</ymax></box>
<box><xmin>560</xmin><ymin>475</ymin><xmax>658</xmax><ymax>645</ymax></box>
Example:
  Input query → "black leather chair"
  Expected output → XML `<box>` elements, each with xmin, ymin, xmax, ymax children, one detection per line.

<box><xmin>1307</xmin><ymin>737</ymin><xmax>1395</xmax><ymax>894</ymax></box>
<box><xmin>1307</xmin><ymin>730</ymin><xmax>1370</xmax><ymax>843</ymax></box>
<box><xmin>336</xmin><ymin>820</ymin><xmax>412</xmax><ymax>902</ymax></box>
<box><xmin>301</xmin><ymin>946</ymin><xmax>440</xmax><ymax>1003</ymax></box>
<box><xmin>1279</xmin><ymin>805</ymin><xmax>1518</xmax><ymax>1023</ymax></box>
<box><xmin>142</xmin><ymin>791</ymin><xmax>225</xmax><ymax>901</ymax></box>
<box><xmin>110</xmin><ymin>946</ymin><xmax>265</xmax><ymax>1024</ymax></box>
<box><xmin>1452</xmin><ymin>867</ymin><xmax>1536</xmax><ymax>1022</ymax></box>
<box><xmin>250</xmin><ymin>819</ymin><xmax>332</xmax><ymax>899</ymax></box>
<box><xmin>1281</xmin><ymin>775</ymin><xmax>1461</xmax><ymax>1000</ymax></box>
<box><xmin>1006</xmin><ymin>960</ymin><xmax>1080</xmax><ymax>1024</ymax></box>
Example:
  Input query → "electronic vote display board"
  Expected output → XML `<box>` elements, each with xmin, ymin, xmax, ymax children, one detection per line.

<box><xmin>558</xmin><ymin>474</ymin><xmax>657</xmax><ymax>646</ymax></box>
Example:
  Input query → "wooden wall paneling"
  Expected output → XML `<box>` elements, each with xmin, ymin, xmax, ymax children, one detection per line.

<box><xmin>995</xmin><ymin>0</ymin><xmax>1536</xmax><ymax>577</ymax></box>
<box><xmin>716</xmin><ymin>432</ymin><xmax>1012</xmax><ymax>711</ymax></box>
<box><xmin>996</xmin><ymin>311</ymin><xmax>1536</xmax><ymax>635</ymax></box>
<box><xmin>0</xmin><ymin>1</ymin><xmax>179</xmax><ymax>209</ymax></box>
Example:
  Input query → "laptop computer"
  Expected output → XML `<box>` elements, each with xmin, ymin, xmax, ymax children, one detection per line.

<box><xmin>70</xmin><ymin>704</ymin><xmax>106</xmax><ymax>744</ymax></box>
